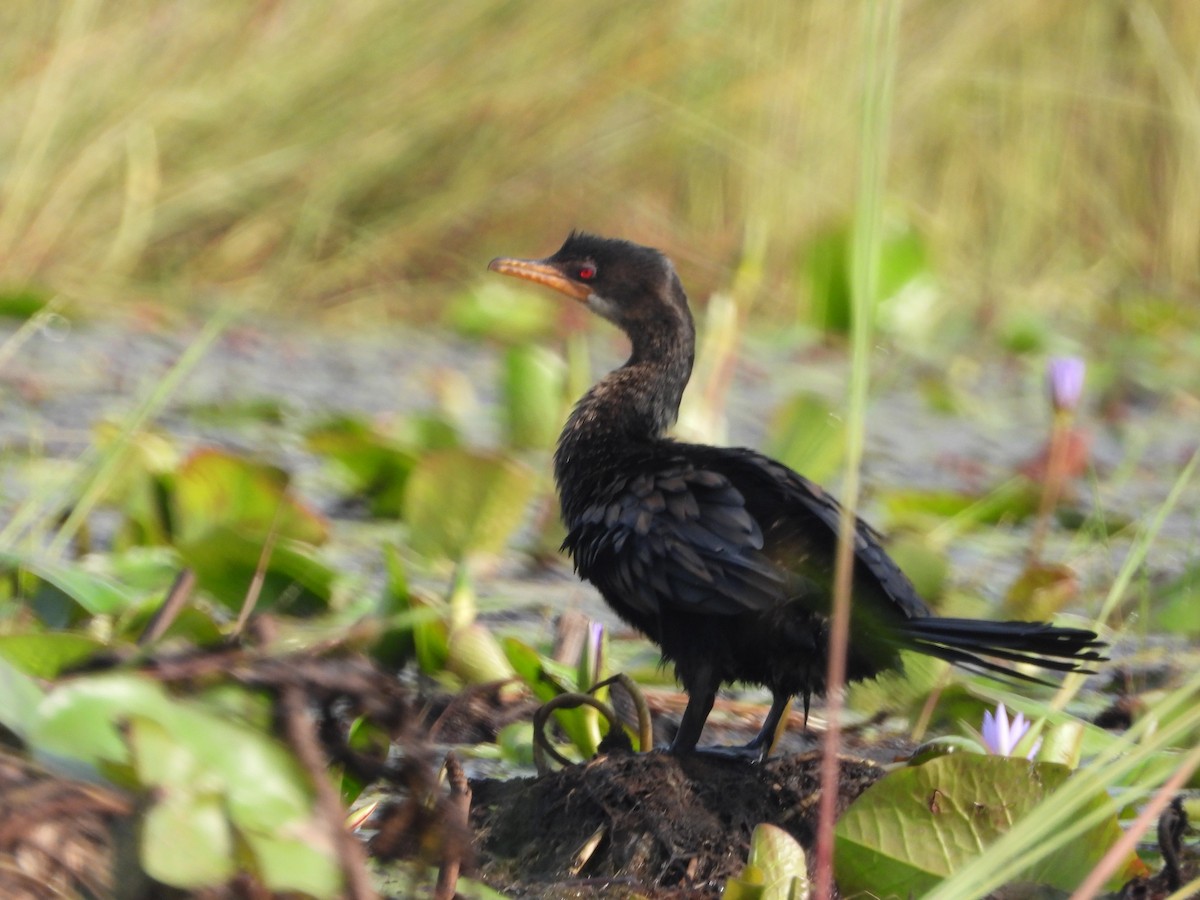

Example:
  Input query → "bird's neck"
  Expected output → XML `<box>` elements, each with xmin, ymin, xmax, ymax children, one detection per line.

<box><xmin>554</xmin><ymin>304</ymin><xmax>695</xmax><ymax>490</ymax></box>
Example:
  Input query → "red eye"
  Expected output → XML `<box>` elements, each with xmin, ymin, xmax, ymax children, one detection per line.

<box><xmin>578</xmin><ymin>265</ymin><xmax>596</xmax><ymax>281</ymax></box>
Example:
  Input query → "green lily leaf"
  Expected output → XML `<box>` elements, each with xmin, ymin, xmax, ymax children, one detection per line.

<box><xmin>834</xmin><ymin>754</ymin><xmax>1140</xmax><ymax>896</ymax></box>
<box><xmin>0</xmin><ymin>657</ymin><xmax>44</xmax><ymax>741</ymax></box>
<box><xmin>447</xmin><ymin>279</ymin><xmax>558</xmax><ymax>343</ymax></box>
<box><xmin>173</xmin><ymin>448</ymin><xmax>328</xmax><ymax>547</ymax></box>
<box><xmin>403</xmin><ymin>449</ymin><xmax>536</xmax><ymax>562</ymax></box>
<box><xmin>178</xmin><ymin>527</ymin><xmax>334</xmax><ymax>613</ymax></box>
<box><xmin>241</xmin><ymin>829</ymin><xmax>342</xmax><ymax>899</ymax></box>
<box><xmin>765</xmin><ymin>392</ymin><xmax>845</xmax><ymax>485</ymax></box>
<box><xmin>504</xmin><ymin>636</ymin><xmax>598</xmax><ymax>757</ymax></box>
<box><xmin>0</xmin><ymin>632</ymin><xmax>108</xmax><ymax>678</ymax></box>
<box><xmin>446</xmin><ymin>622</ymin><xmax>517</xmax><ymax>686</ymax></box>
<box><xmin>1</xmin><ymin>551</ymin><xmax>138</xmax><ymax>618</ymax></box>
<box><xmin>879</xmin><ymin>479</ymin><xmax>1040</xmax><ymax>532</ymax></box>
<box><xmin>140</xmin><ymin>783</ymin><xmax>236</xmax><ymax>888</ymax></box>
<box><xmin>31</xmin><ymin>672</ymin><xmax>177</xmax><ymax>772</ymax></box>
<box><xmin>502</xmin><ymin>343</ymin><xmax>566</xmax><ymax>450</ymax></box>
<box><xmin>746</xmin><ymin>823</ymin><xmax>810</xmax><ymax>900</ymax></box>
<box><xmin>306</xmin><ymin>415</ymin><xmax>419</xmax><ymax>517</ymax></box>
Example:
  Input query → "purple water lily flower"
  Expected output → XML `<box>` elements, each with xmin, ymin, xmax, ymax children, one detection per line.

<box><xmin>982</xmin><ymin>703</ymin><xmax>1042</xmax><ymax>759</ymax></box>
<box><xmin>1047</xmin><ymin>356</ymin><xmax>1086</xmax><ymax>414</ymax></box>
<box><xmin>585</xmin><ymin>620</ymin><xmax>605</xmax><ymax>684</ymax></box>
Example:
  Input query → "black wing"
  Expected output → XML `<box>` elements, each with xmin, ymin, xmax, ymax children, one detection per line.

<box><xmin>563</xmin><ymin>452</ymin><xmax>789</xmax><ymax>618</ymax></box>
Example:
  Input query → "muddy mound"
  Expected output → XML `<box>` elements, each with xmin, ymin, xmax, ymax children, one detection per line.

<box><xmin>471</xmin><ymin>750</ymin><xmax>882</xmax><ymax>898</ymax></box>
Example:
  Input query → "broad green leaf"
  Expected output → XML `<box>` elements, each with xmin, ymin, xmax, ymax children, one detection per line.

<box><xmin>765</xmin><ymin>392</ymin><xmax>845</xmax><ymax>485</ymax></box>
<box><xmin>31</xmin><ymin>672</ymin><xmax>176</xmax><ymax>769</ymax></box>
<box><xmin>2</xmin><ymin>551</ymin><xmax>138</xmax><ymax>616</ymax></box>
<box><xmin>306</xmin><ymin>415</ymin><xmax>418</xmax><ymax>517</ymax></box>
<box><xmin>882</xmin><ymin>532</ymin><xmax>949</xmax><ymax>601</ymax></box>
<box><xmin>102</xmin><ymin>545</ymin><xmax>183</xmax><ymax>592</ymax></box>
<box><xmin>834</xmin><ymin>755</ymin><xmax>1137</xmax><ymax>897</ymax></box>
<box><xmin>31</xmin><ymin>674</ymin><xmax>315</xmax><ymax>831</ymax></box>
<box><xmin>879</xmin><ymin>480</ymin><xmax>1040</xmax><ymax>532</ymax></box>
<box><xmin>1003</xmin><ymin>561</ymin><xmax>1078</xmax><ymax>619</ymax></box>
<box><xmin>127</xmin><ymin>715</ymin><xmax>206</xmax><ymax>794</ymax></box>
<box><xmin>502</xmin><ymin>343</ymin><xmax>566</xmax><ymax>450</ymax></box>
<box><xmin>140</xmin><ymin>788</ymin><xmax>235</xmax><ymax>888</ymax></box>
<box><xmin>90</xmin><ymin>422</ymin><xmax>179</xmax><ymax>546</ymax></box>
<box><xmin>747</xmin><ymin>823</ymin><xmax>810</xmax><ymax>900</ymax></box>
<box><xmin>173</xmin><ymin>449</ymin><xmax>328</xmax><ymax>546</ymax></box>
<box><xmin>847</xmin><ymin>650</ymin><xmax>945</xmax><ymax>719</ymax></box>
<box><xmin>0</xmin><ymin>632</ymin><xmax>108</xmax><ymax>678</ymax></box>
<box><xmin>447</xmin><ymin>280</ymin><xmax>558</xmax><ymax>343</ymax></box>
<box><xmin>406</xmin><ymin>591</ymin><xmax>450</xmax><ymax>673</ymax></box>
<box><xmin>446</xmin><ymin>623</ymin><xmax>517</xmax><ymax>685</ymax></box>
<box><xmin>178</xmin><ymin>527</ymin><xmax>334</xmax><ymax>613</ymax></box>
<box><xmin>127</xmin><ymin>701</ymin><xmax>336</xmax><ymax>896</ymax></box>
<box><xmin>165</xmin><ymin>711</ymin><xmax>312</xmax><ymax>832</ymax></box>
<box><xmin>0</xmin><ymin>286</ymin><xmax>50</xmax><ymax>319</ymax></box>
<box><xmin>503</xmin><ymin>636</ymin><xmax>598</xmax><ymax>757</ymax></box>
<box><xmin>403</xmin><ymin>449</ymin><xmax>536</xmax><ymax>561</ymax></box>
<box><xmin>0</xmin><ymin>657</ymin><xmax>44</xmax><ymax>741</ymax></box>
<box><xmin>1154</xmin><ymin>562</ymin><xmax>1200</xmax><ymax>635</ymax></box>
<box><xmin>242</xmin><ymin>829</ymin><xmax>342</xmax><ymax>899</ymax></box>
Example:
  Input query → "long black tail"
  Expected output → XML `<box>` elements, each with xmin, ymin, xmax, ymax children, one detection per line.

<box><xmin>899</xmin><ymin>617</ymin><xmax>1106</xmax><ymax>684</ymax></box>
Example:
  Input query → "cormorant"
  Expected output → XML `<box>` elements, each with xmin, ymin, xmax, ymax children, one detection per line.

<box><xmin>489</xmin><ymin>232</ymin><xmax>1104</xmax><ymax>757</ymax></box>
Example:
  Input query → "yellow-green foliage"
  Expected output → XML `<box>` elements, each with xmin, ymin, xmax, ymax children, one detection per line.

<box><xmin>1</xmin><ymin>1</ymin><xmax>1196</xmax><ymax>322</ymax></box>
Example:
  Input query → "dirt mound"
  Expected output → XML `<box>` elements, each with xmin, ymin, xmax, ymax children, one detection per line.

<box><xmin>471</xmin><ymin>750</ymin><xmax>882</xmax><ymax>898</ymax></box>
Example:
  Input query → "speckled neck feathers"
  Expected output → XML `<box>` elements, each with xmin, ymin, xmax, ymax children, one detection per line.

<box><xmin>553</xmin><ymin>269</ymin><xmax>694</xmax><ymax>497</ymax></box>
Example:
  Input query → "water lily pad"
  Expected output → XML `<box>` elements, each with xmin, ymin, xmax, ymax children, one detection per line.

<box><xmin>140</xmin><ymin>782</ymin><xmax>236</xmax><ymax>887</ymax></box>
<box><xmin>502</xmin><ymin>343</ymin><xmax>566</xmax><ymax>450</ymax></box>
<box><xmin>403</xmin><ymin>449</ymin><xmax>536</xmax><ymax>562</ymax></box>
<box><xmin>1003</xmin><ymin>561</ymin><xmax>1078</xmax><ymax>619</ymax></box>
<box><xmin>171</xmin><ymin>450</ymin><xmax>332</xmax><ymax>611</ymax></box>
<box><xmin>306</xmin><ymin>415</ymin><xmax>418</xmax><ymax>517</ymax></box>
<box><xmin>0</xmin><ymin>632</ymin><xmax>108</xmax><ymax>678</ymax></box>
<box><xmin>173</xmin><ymin>449</ymin><xmax>328</xmax><ymax>547</ymax></box>
<box><xmin>834</xmin><ymin>754</ymin><xmax>1138</xmax><ymax>896</ymax></box>
<box><xmin>765</xmin><ymin>392</ymin><xmax>845</xmax><ymax>485</ymax></box>
<box><xmin>726</xmin><ymin>823</ymin><xmax>811</xmax><ymax>900</ymax></box>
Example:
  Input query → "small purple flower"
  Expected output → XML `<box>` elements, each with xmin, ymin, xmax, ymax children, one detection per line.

<box><xmin>981</xmin><ymin>703</ymin><xmax>1042</xmax><ymax>759</ymax></box>
<box><xmin>1047</xmin><ymin>356</ymin><xmax>1086</xmax><ymax>414</ymax></box>
<box><xmin>584</xmin><ymin>620</ymin><xmax>605</xmax><ymax>684</ymax></box>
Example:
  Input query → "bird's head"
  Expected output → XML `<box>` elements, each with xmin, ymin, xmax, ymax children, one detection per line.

<box><xmin>488</xmin><ymin>231</ymin><xmax>689</xmax><ymax>336</ymax></box>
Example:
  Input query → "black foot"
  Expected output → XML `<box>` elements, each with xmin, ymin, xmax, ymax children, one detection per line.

<box><xmin>658</xmin><ymin>742</ymin><xmax>768</xmax><ymax>763</ymax></box>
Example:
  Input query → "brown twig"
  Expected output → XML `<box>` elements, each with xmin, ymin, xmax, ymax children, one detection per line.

<box><xmin>137</xmin><ymin>568</ymin><xmax>196</xmax><ymax>646</ymax></box>
<box><xmin>232</xmin><ymin>499</ymin><xmax>285</xmax><ymax>637</ymax></box>
<box><xmin>277</xmin><ymin>657</ymin><xmax>378</xmax><ymax>900</ymax></box>
<box><xmin>434</xmin><ymin>753</ymin><xmax>471</xmax><ymax>900</ymax></box>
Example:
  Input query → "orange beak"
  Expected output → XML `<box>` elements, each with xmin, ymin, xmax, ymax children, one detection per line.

<box><xmin>487</xmin><ymin>257</ymin><xmax>591</xmax><ymax>302</ymax></box>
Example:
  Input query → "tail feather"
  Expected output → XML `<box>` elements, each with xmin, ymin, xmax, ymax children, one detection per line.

<box><xmin>900</xmin><ymin>617</ymin><xmax>1105</xmax><ymax>683</ymax></box>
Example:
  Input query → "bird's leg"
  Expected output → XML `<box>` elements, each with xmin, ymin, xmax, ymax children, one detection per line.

<box><xmin>669</xmin><ymin>663</ymin><xmax>718</xmax><ymax>754</ymax></box>
<box><xmin>743</xmin><ymin>692</ymin><xmax>792</xmax><ymax>760</ymax></box>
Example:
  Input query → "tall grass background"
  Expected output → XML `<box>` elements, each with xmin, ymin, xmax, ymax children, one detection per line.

<box><xmin>2</xmin><ymin>0</ymin><xmax>1197</xmax><ymax>335</ymax></box>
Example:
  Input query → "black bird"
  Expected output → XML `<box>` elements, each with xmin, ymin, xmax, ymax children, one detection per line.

<box><xmin>489</xmin><ymin>232</ymin><xmax>1104</xmax><ymax>757</ymax></box>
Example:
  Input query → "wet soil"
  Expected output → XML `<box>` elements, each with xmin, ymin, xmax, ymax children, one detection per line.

<box><xmin>470</xmin><ymin>750</ymin><xmax>882</xmax><ymax>899</ymax></box>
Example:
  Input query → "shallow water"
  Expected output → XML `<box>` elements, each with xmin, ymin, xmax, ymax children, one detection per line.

<box><xmin>3</xmin><ymin>316</ymin><xmax>1197</xmax><ymax>636</ymax></box>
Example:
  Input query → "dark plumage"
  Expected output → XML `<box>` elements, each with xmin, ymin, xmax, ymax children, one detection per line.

<box><xmin>489</xmin><ymin>232</ymin><xmax>1105</xmax><ymax>757</ymax></box>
